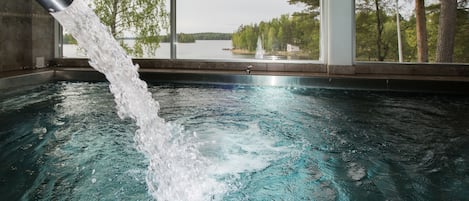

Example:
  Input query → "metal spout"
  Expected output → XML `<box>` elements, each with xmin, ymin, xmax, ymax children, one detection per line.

<box><xmin>36</xmin><ymin>0</ymin><xmax>74</xmax><ymax>13</ymax></box>
<box><xmin>246</xmin><ymin>65</ymin><xmax>253</xmax><ymax>75</ymax></box>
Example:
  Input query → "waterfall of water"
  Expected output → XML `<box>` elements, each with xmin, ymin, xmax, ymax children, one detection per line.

<box><xmin>51</xmin><ymin>1</ymin><xmax>226</xmax><ymax>200</ymax></box>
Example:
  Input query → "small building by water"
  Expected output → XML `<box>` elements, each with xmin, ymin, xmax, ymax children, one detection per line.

<box><xmin>287</xmin><ymin>44</ymin><xmax>300</xmax><ymax>52</ymax></box>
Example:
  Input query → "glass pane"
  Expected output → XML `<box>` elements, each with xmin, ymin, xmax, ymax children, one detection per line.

<box><xmin>355</xmin><ymin>0</ymin><xmax>469</xmax><ymax>63</ymax></box>
<box><xmin>62</xmin><ymin>0</ymin><xmax>170</xmax><ymax>59</ymax></box>
<box><xmin>62</xmin><ymin>30</ymin><xmax>86</xmax><ymax>58</ymax></box>
<box><xmin>176</xmin><ymin>0</ymin><xmax>320</xmax><ymax>61</ymax></box>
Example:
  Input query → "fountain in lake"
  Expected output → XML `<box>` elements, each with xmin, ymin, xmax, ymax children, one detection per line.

<box><xmin>255</xmin><ymin>36</ymin><xmax>265</xmax><ymax>59</ymax></box>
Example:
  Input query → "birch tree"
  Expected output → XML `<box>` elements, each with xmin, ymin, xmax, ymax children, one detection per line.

<box><xmin>93</xmin><ymin>0</ymin><xmax>169</xmax><ymax>57</ymax></box>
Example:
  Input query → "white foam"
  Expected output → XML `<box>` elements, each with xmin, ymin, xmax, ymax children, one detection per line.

<box><xmin>203</xmin><ymin>123</ymin><xmax>295</xmax><ymax>175</ymax></box>
<box><xmin>347</xmin><ymin>162</ymin><xmax>366</xmax><ymax>181</ymax></box>
<box><xmin>51</xmin><ymin>2</ymin><xmax>296</xmax><ymax>200</ymax></box>
<box><xmin>52</xmin><ymin>1</ymin><xmax>226</xmax><ymax>200</ymax></box>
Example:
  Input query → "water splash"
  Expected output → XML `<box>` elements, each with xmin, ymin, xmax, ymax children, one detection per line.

<box><xmin>51</xmin><ymin>1</ymin><xmax>226</xmax><ymax>200</ymax></box>
<box><xmin>255</xmin><ymin>36</ymin><xmax>265</xmax><ymax>59</ymax></box>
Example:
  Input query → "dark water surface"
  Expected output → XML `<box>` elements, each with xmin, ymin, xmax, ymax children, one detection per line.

<box><xmin>1</xmin><ymin>82</ymin><xmax>468</xmax><ymax>200</ymax></box>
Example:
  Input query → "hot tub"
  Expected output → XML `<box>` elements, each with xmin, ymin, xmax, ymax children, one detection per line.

<box><xmin>1</xmin><ymin>72</ymin><xmax>468</xmax><ymax>200</ymax></box>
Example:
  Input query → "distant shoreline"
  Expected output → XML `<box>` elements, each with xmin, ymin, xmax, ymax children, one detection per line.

<box><xmin>231</xmin><ymin>48</ymin><xmax>312</xmax><ymax>59</ymax></box>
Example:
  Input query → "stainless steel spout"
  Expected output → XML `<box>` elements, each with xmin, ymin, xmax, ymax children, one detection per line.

<box><xmin>36</xmin><ymin>0</ymin><xmax>74</xmax><ymax>13</ymax></box>
<box><xmin>246</xmin><ymin>65</ymin><xmax>253</xmax><ymax>74</ymax></box>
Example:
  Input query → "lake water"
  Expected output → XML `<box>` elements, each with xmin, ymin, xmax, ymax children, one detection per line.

<box><xmin>63</xmin><ymin>40</ymin><xmax>253</xmax><ymax>60</ymax></box>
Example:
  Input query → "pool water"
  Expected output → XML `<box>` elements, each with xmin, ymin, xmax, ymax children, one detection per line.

<box><xmin>1</xmin><ymin>81</ymin><xmax>469</xmax><ymax>200</ymax></box>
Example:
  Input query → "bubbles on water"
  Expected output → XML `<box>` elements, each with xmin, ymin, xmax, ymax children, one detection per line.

<box><xmin>52</xmin><ymin>118</ymin><xmax>65</xmax><ymax>126</ymax></box>
<box><xmin>51</xmin><ymin>1</ymin><xmax>228</xmax><ymax>200</ymax></box>
<box><xmin>312</xmin><ymin>181</ymin><xmax>338</xmax><ymax>201</ymax></box>
<box><xmin>20</xmin><ymin>144</ymin><xmax>33</xmax><ymax>150</ymax></box>
<box><xmin>419</xmin><ymin>150</ymin><xmax>435</xmax><ymax>167</ymax></box>
<box><xmin>347</xmin><ymin>162</ymin><xmax>366</xmax><ymax>181</ymax></box>
<box><xmin>309</xmin><ymin>166</ymin><xmax>324</xmax><ymax>181</ymax></box>
<box><xmin>33</xmin><ymin>127</ymin><xmax>47</xmax><ymax>134</ymax></box>
<box><xmin>51</xmin><ymin>1</ymin><xmax>302</xmax><ymax>200</ymax></box>
<box><xmin>33</xmin><ymin>127</ymin><xmax>48</xmax><ymax>140</ymax></box>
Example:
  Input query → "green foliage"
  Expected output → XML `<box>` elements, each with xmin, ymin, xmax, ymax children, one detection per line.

<box><xmin>93</xmin><ymin>0</ymin><xmax>168</xmax><ymax>57</ymax></box>
<box><xmin>232</xmin><ymin>25</ymin><xmax>257</xmax><ymax>51</ymax></box>
<box><xmin>454</xmin><ymin>8</ymin><xmax>469</xmax><ymax>63</ymax></box>
<box><xmin>160</xmin><ymin>33</ymin><xmax>232</xmax><ymax>42</ymax></box>
<box><xmin>288</xmin><ymin>0</ymin><xmax>320</xmax><ymax>13</ymax></box>
<box><xmin>190</xmin><ymin>33</ymin><xmax>232</xmax><ymax>40</ymax></box>
<box><xmin>233</xmin><ymin>0</ymin><xmax>321</xmax><ymax>59</ymax></box>
<box><xmin>63</xmin><ymin>33</ymin><xmax>77</xmax><ymax>44</ymax></box>
<box><xmin>87</xmin><ymin>0</ymin><xmax>468</xmax><ymax>62</ymax></box>
<box><xmin>176</xmin><ymin>33</ymin><xmax>196</xmax><ymax>43</ymax></box>
<box><xmin>232</xmin><ymin>13</ymin><xmax>320</xmax><ymax>59</ymax></box>
<box><xmin>356</xmin><ymin>0</ymin><xmax>469</xmax><ymax>63</ymax></box>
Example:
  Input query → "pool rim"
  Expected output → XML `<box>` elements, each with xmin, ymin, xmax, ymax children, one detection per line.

<box><xmin>1</xmin><ymin>67</ymin><xmax>469</xmax><ymax>94</ymax></box>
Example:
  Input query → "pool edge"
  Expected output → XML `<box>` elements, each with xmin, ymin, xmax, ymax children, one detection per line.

<box><xmin>1</xmin><ymin>68</ymin><xmax>469</xmax><ymax>94</ymax></box>
<box><xmin>0</xmin><ymin>70</ymin><xmax>55</xmax><ymax>90</ymax></box>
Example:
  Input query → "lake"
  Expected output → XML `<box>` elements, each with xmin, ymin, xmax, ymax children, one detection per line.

<box><xmin>63</xmin><ymin>40</ymin><xmax>253</xmax><ymax>60</ymax></box>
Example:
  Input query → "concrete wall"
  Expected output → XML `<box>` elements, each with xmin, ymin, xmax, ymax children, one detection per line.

<box><xmin>0</xmin><ymin>0</ymin><xmax>54</xmax><ymax>72</ymax></box>
<box><xmin>31</xmin><ymin>2</ymin><xmax>55</xmax><ymax>68</ymax></box>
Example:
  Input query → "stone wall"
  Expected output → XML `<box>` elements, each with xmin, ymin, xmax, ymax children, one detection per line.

<box><xmin>0</xmin><ymin>0</ymin><xmax>54</xmax><ymax>72</ymax></box>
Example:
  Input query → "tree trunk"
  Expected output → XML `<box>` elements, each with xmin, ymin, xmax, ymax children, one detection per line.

<box><xmin>110</xmin><ymin>0</ymin><xmax>119</xmax><ymax>37</ymax></box>
<box><xmin>436</xmin><ymin>0</ymin><xmax>457</xmax><ymax>63</ymax></box>
<box><xmin>415</xmin><ymin>0</ymin><xmax>428</xmax><ymax>62</ymax></box>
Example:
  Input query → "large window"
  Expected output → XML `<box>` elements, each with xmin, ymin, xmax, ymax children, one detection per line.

<box><xmin>62</xmin><ymin>0</ymin><xmax>321</xmax><ymax>62</ymax></box>
<box><xmin>176</xmin><ymin>0</ymin><xmax>319</xmax><ymax>61</ymax></box>
<box><xmin>355</xmin><ymin>0</ymin><xmax>469</xmax><ymax>63</ymax></box>
<box><xmin>62</xmin><ymin>0</ymin><xmax>171</xmax><ymax>59</ymax></box>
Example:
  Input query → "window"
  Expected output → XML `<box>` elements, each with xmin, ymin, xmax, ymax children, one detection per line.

<box><xmin>355</xmin><ymin>0</ymin><xmax>469</xmax><ymax>63</ymax></box>
<box><xmin>61</xmin><ymin>0</ymin><xmax>321</xmax><ymax>62</ymax></box>
<box><xmin>62</xmin><ymin>0</ymin><xmax>170</xmax><ymax>59</ymax></box>
<box><xmin>176</xmin><ymin>0</ymin><xmax>320</xmax><ymax>61</ymax></box>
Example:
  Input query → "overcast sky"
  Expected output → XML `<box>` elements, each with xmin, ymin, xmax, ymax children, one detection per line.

<box><xmin>82</xmin><ymin>0</ymin><xmax>443</xmax><ymax>35</ymax></box>
<box><xmin>398</xmin><ymin>0</ymin><xmax>439</xmax><ymax>19</ymax></box>
<box><xmin>175</xmin><ymin>0</ymin><xmax>306</xmax><ymax>33</ymax></box>
<box><xmin>174</xmin><ymin>0</ymin><xmax>442</xmax><ymax>33</ymax></box>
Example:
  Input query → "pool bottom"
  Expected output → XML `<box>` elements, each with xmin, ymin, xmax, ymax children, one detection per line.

<box><xmin>1</xmin><ymin>82</ymin><xmax>469</xmax><ymax>200</ymax></box>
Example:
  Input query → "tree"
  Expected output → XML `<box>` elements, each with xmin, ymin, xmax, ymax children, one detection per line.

<box><xmin>231</xmin><ymin>14</ymin><xmax>320</xmax><ymax>59</ymax></box>
<box><xmin>453</xmin><ymin>2</ymin><xmax>469</xmax><ymax>63</ymax></box>
<box><xmin>176</xmin><ymin>33</ymin><xmax>195</xmax><ymax>43</ymax></box>
<box><xmin>63</xmin><ymin>33</ymin><xmax>77</xmax><ymax>44</ymax></box>
<box><xmin>288</xmin><ymin>0</ymin><xmax>320</xmax><ymax>13</ymax></box>
<box><xmin>436</xmin><ymin>0</ymin><xmax>458</xmax><ymax>62</ymax></box>
<box><xmin>356</xmin><ymin>0</ymin><xmax>394</xmax><ymax>61</ymax></box>
<box><xmin>93</xmin><ymin>0</ymin><xmax>168</xmax><ymax>57</ymax></box>
<box><xmin>373</xmin><ymin>0</ymin><xmax>388</xmax><ymax>61</ymax></box>
<box><xmin>267</xmin><ymin>27</ymin><xmax>277</xmax><ymax>51</ymax></box>
<box><xmin>415</xmin><ymin>0</ymin><xmax>429</xmax><ymax>62</ymax></box>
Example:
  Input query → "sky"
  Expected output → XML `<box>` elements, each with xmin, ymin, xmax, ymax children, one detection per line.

<box><xmin>397</xmin><ymin>0</ymin><xmax>439</xmax><ymax>19</ymax></box>
<box><xmin>175</xmin><ymin>0</ymin><xmax>306</xmax><ymax>33</ymax></box>
<box><xmin>174</xmin><ymin>0</ymin><xmax>441</xmax><ymax>34</ymax></box>
<box><xmin>81</xmin><ymin>0</ymin><xmax>444</xmax><ymax>35</ymax></box>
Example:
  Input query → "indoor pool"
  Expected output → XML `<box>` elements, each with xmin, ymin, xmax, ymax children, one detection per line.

<box><xmin>1</xmin><ymin>81</ymin><xmax>469</xmax><ymax>201</ymax></box>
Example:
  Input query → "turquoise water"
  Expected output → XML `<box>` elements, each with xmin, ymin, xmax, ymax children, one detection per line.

<box><xmin>1</xmin><ymin>82</ymin><xmax>469</xmax><ymax>200</ymax></box>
